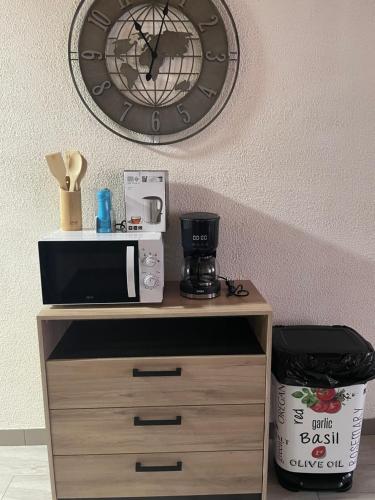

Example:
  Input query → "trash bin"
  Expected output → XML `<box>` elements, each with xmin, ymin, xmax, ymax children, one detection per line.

<box><xmin>272</xmin><ymin>325</ymin><xmax>375</xmax><ymax>492</ymax></box>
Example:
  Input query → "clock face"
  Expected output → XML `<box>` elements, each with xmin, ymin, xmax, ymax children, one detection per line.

<box><xmin>69</xmin><ymin>0</ymin><xmax>239</xmax><ymax>144</ymax></box>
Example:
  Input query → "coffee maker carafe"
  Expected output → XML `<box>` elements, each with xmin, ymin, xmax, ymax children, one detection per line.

<box><xmin>180</xmin><ymin>212</ymin><xmax>221</xmax><ymax>299</ymax></box>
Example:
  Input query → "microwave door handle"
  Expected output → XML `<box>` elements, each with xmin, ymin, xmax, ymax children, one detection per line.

<box><xmin>126</xmin><ymin>245</ymin><xmax>136</xmax><ymax>298</ymax></box>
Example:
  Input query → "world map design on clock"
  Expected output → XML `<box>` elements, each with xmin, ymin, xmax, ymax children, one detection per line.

<box><xmin>106</xmin><ymin>3</ymin><xmax>203</xmax><ymax>107</ymax></box>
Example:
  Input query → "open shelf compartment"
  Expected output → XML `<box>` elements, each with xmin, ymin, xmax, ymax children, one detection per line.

<box><xmin>49</xmin><ymin>316</ymin><xmax>265</xmax><ymax>360</ymax></box>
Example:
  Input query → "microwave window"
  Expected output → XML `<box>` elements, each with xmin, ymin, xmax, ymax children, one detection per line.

<box><xmin>39</xmin><ymin>241</ymin><xmax>139</xmax><ymax>304</ymax></box>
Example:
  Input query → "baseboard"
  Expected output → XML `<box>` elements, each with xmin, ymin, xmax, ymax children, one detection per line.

<box><xmin>1</xmin><ymin>420</ymin><xmax>375</xmax><ymax>446</ymax></box>
<box><xmin>0</xmin><ymin>428</ymin><xmax>48</xmax><ymax>446</ymax></box>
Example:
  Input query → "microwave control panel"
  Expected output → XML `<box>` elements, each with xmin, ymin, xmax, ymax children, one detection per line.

<box><xmin>139</xmin><ymin>240</ymin><xmax>164</xmax><ymax>302</ymax></box>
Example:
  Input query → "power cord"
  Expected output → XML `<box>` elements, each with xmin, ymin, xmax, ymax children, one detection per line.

<box><xmin>219</xmin><ymin>276</ymin><xmax>250</xmax><ymax>297</ymax></box>
<box><xmin>115</xmin><ymin>220</ymin><xmax>127</xmax><ymax>232</ymax></box>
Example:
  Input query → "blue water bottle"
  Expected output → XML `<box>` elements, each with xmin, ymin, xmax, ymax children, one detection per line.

<box><xmin>96</xmin><ymin>189</ymin><xmax>112</xmax><ymax>233</ymax></box>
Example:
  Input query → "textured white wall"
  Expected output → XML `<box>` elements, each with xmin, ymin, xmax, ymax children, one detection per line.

<box><xmin>0</xmin><ymin>0</ymin><xmax>374</xmax><ymax>429</ymax></box>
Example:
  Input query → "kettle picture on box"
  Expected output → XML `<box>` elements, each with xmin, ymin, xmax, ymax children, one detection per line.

<box><xmin>143</xmin><ymin>196</ymin><xmax>163</xmax><ymax>224</ymax></box>
<box><xmin>124</xmin><ymin>171</ymin><xmax>168</xmax><ymax>232</ymax></box>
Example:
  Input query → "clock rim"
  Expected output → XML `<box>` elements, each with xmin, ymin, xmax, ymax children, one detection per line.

<box><xmin>68</xmin><ymin>0</ymin><xmax>240</xmax><ymax>145</ymax></box>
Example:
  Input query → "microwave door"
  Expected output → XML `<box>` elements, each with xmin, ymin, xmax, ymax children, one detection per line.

<box><xmin>39</xmin><ymin>241</ymin><xmax>140</xmax><ymax>304</ymax></box>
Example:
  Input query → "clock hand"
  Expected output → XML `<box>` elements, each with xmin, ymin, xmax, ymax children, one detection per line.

<box><xmin>146</xmin><ymin>0</ymin><xmax>170</xmax><ymax>81</ymax></box>
<box><xmin>154</xmin><ymin>1</ymin><xmax>170</xmax><ymax>56</ymax></box>
<box><xmin>129</xmin><ymin>11</ymin><xmax>154</xmax><ymax>55</ymax></box>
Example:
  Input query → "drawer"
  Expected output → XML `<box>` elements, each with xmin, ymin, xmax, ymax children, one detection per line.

<box><xmin>50</xmin><ymin>404</ymin><xmax>265</xmax><ymax>455</ymax></box>
<box><xmin>54</xmin><ymin>450</ymin><xmax>263</xmax><ymax>498</ymax></box>
<box><xmin>47</xmin><ymin>355</ymin><xmax>266</xmax><ymax>409</ymax></box>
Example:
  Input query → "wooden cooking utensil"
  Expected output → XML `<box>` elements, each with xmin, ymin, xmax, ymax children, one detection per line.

<box><xmin>66</xmin><ymin>151</ymin><xmax>83</xmax><ymax>192</ymax></box>
<box><xmin>45</xmin><ymin>153</ymin><xmax>68</xmax><ymax>190</ymax></box>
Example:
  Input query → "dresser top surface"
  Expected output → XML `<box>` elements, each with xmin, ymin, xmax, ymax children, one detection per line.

<box><xmin>38</xmin><ymin>280</ymin><xmax>272</xmax><ymax>321</ymax></box>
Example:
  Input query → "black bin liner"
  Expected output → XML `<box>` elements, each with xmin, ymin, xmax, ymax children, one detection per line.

<box><xmin>272</xmin><ymin>325</ymin><xmax>375</xmax><ymax>493</ymax></box>
<box><xmin>273</xmin><ymin>325</ymin><xmax>375</xmax><ymax>388</ymax></box>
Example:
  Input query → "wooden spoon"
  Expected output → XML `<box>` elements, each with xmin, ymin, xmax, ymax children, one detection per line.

<box><xmin>66</xmin><ymin>151</ymin><xmax>83</xmax><ymax>192</ymax></box>
<box><xmin>45</xmin><ymin>153</ymin><xmax>68</xmax><ymax>190</ymax></box>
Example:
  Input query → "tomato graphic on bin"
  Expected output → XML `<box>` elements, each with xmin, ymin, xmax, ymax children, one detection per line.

<box><xmin>312</xmin><ymin>446</ymin><xmax>326</xmax><ymax>459</ymax></box>
<box><xmin>316</xmin><ymin>388</ymin><xmax>336</xmax><ymax>401</ymax></box>
<box><xmin>311</xmin><ymin>400</ymin><xmax>329</xmax><ymax>413</ymax></box>
<box><xmin>292</xmin><ymin>388</ymin><xmax>351</xmax><ymax>414</ymax></box>
<box><xmin>326</xmin><ymin>399</ymin><xmax>342</xmax><ymax>414</ymax></box>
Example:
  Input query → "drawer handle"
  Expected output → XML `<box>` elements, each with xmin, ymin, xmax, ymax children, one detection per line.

<box><xmin>136</xmin><ymin>461</ymin><xmax>183</xmax><ymax>473</ymax></box>
<box><xmin>133</xmin><ymin>368</ymin><xmax>182</xmax><ymax>377</ymax></box>
<box><xmin>134</xmin><ymin>416</ymin><xmax>182</xmax><ymax>427</ymax></box>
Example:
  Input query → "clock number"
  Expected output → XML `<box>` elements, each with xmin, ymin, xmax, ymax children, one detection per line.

<box><xmin>119</xmin><ymin>0</ymin><xmax>132</xmax><ymax>8</ymax></box>
<box><xmin>88</xmin><ymin>10</ymin><xmax>111</xmax><ymax>32</ymax></box>
<box><xmin>179</xmin><ymin>0</ymin><xmax>187</xmax><ymax>7</ymax></box>
<box><xmin>199</xmin><ymin>16</ymin><xmax>218</xmax><ymax>33</ymax></box>
<box><xmin>205</xmin><ymin>51</ymin><xmax>226</xmax><ymax>63</ymax></box>
<box><xmin>198</xmin><ymin>86</ymin><xmax>217</xmax><ymax>99</ymax></box>
<box><xmin>120</xmin><ymin>102</ymin><xmax>133</xmax><ymax>122</ymax></box>
<box><xmin>92</xmin><ymin>80</ymin><xmax>111</xmax><ymax>96</ymax></box>
<box><xmin>81</xmin><ymin>50</ymin><xmax>103</xmax><ymax>61</ymax></box>
<box><xmin>177</xmin><ymin>104</ymin><xmax>191</xmax><ymax>124</ymax></box>
<box><xmin>152</xmin><ymin>111</ymin><xmax>161</xmax><ymax>132</ymax></box>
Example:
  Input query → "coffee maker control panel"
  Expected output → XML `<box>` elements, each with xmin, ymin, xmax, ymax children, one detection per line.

<box><xmin>192</xmin><ymin>234</ymin><xmax>209</xmax><ymax>250</ymax></box>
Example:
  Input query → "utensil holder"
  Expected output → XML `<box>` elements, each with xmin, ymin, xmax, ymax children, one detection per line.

<box><xmin>60</xmin><ymin>189</ymin><xmax>82</xmax><ymax>231</ymax></box>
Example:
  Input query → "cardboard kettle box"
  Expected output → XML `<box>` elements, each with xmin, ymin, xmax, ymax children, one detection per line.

<box><xmin>124</xmin><ymin>171</ymin><xmax>169</xmax><ymax>232</ymax></box>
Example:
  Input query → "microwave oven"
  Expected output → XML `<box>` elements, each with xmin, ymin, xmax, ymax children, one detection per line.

<box><xmin>38</xmin><ymin>231</ymin><xmax>164</xmax><ymax>305</ymax></box>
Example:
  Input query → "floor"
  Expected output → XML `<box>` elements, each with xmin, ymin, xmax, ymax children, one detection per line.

<box><xmin>0</xmin><ymin>437</ymin><xmax>374</xmax><ymax>499</ymax></box>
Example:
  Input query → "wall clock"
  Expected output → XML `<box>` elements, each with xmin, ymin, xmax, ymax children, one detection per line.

<box><xmin>69</xmin><ymin>0</ymin><xmax>240</xmax><ymax>145</ymax></box>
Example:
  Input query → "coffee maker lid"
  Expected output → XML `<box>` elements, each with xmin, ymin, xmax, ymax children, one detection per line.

<box><xmin>180</xmin><ymin>212</ymin><xmax>220</xmax><ymax>221</ymax></box>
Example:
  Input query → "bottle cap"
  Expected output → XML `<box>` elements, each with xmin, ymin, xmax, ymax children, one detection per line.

<box><xmin>97</xmin><ymin>188</ymin><xmax>111</xmax><ymax>200</ymax></box>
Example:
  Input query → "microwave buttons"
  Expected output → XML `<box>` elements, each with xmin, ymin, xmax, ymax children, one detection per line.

<box><xmin>142</xmin><ymin>255</ymin><xmax>157</xmax><ymax>267</ymax></box>
<box><xmin>144</xmin><ymin>274</ymin><xmax>159</xmax><ymax>290</ymax></box>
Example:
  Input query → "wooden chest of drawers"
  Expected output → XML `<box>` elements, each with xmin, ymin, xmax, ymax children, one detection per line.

<box><xmin>38</xmin><ymin>281</ymin><xmax>272</xmax><ymax>500</ymax></box>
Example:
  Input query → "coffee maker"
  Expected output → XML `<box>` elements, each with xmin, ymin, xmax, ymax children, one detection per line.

<box><xmin>180</xmin><ymin>212</ymin><xmax>221</xmax><ymax>299</ymax></box>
